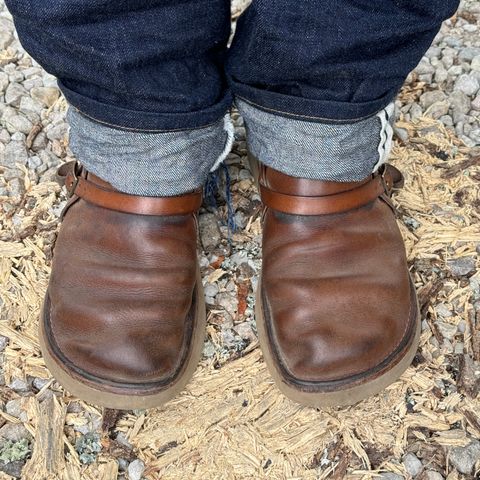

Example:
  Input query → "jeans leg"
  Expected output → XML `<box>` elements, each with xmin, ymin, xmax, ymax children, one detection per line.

<box><xmin>6</xmin><ymin>0</ymin><xmax>233</xmax><ymax>195</ymax></box>
<box><xmin>67</xmin><ymin>108</ymin><xmax>234</xmax><ymax>196</ymax></box>
<box><xmin>227</xmin><ymin>0</ymin><xmax>460</xmax><ymax>180</ymax></box>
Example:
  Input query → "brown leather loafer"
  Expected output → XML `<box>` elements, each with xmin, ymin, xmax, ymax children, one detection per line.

<box><xmin>40</xmin><ymin>161</ymin><xmax>206</xmax><ymax>409</ymax></box>
<box><xmin>253</xmin><ymin>158</ymin><xmax>420</xmax><ymax>407</ymax></box>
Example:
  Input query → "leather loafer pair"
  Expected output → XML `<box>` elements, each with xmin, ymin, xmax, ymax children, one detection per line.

<box><xmin>40</xmin><ymin>159</ymin><xmax>419</xmax><ymax>409</ymax></box>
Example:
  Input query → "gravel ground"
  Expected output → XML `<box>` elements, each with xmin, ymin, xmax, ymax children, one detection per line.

<box><xmin>399</xmin><ymin>0</ymin><xmax>480</xmax><ymax>147</ymax></box>
<box><xmin>0</xmin><ymin>1</ymin><xmax>479</xmax><ymax>479</ymax></box>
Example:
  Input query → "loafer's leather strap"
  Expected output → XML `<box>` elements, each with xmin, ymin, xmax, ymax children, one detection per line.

<box><xmin>57</xmin><ymin>161</ymin><xmax>202</xmax><ymax>216</ymax></box>
<box><xmin>259</xmin><ymin>164</ymin><xmax>403</xmax><ymax>216</ymax></box>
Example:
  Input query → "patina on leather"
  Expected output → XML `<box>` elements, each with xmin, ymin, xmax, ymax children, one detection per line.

<box><xmin>258</xmin><ymin>161</ymin><xmax>418</xmax><ymax>392</ymax></box>
<box><xmin>44</xmin><ymin>161</ymin><xmax>201</xmax><ymax>389</ymax></box>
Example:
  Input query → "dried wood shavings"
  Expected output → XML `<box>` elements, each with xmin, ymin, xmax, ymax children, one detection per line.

<box><xmin>0</xmin><ymin>117</ymin><xmax>479</xmax><ymax>479</ymax></box>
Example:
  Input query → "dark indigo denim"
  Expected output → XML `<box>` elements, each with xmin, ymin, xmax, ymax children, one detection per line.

<box><xmin>228</xmin><ymin>0</ymin><xmax>460</xmax><ymax>122</ymax></box>
<box><xmin>6</xmin><ymin>0</ymin><xmax>459</xmax><ymax>131</ymax></box>
<box><xmin>6</xmin><ymin>0</ymin><xmax>233</xmax><ymax>131</ymax></box>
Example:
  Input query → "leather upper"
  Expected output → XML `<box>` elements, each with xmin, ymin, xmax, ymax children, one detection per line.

<box><xmin>45</xmin><ymin>162</ymin><xmax>200</xmax><ymax>385</ymax></box>
<box><xmin>258</xmin><ymin>163</ymin><xmax>416</xmax><ymax>384</ymax></box>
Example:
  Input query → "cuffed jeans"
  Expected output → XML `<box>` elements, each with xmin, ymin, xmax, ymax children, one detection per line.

<box><xmin>6</xmin><ymin>0</ymin><xmax>459</xmax><ymax>195</ymax></box>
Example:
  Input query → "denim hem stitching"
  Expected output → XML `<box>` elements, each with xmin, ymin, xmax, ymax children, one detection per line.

<box><xmin>234</xmin><ymin>95</ymin><xmax>385</xmax><ymax>124</ymax></box>
<box><xmin>71</xmin><ymin>106</ymin><xmax>230</xmax><ymax>134</ymax></box>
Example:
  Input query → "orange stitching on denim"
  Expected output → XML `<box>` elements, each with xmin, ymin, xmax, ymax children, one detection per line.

<box><xmin>235</xmin><ymin>94</ymin><xmax>381</xmax><ymax>124</ymax></box>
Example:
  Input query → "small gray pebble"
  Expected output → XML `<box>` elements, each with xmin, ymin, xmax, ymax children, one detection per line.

<box><xmin>117</xmin><ymin>458</ymin><xmax>129</xmax><ymax>472</ymax></box>
<box><xmin>459</xmin><ymin>47</ymin><xmax>480</xmax><ymax>63</ymax></box>
<box><xmin>36</xmin><ymin>163</ymin><xmax>48</xmax><ymax>175</ymax></box>
<box><xmin>233</xmin><ymin>322</ymin><xmax>257</xmax><ymax>342</ymax></box>
<box><xmin>463</xmin><ymin>24</ymin><xmax>478</xmax><ymax>33</ymax></box>
<box><xmin>471</xmin><ymin>94</ymin><xmax>480</xmax><ymax>111</ymax></box>
<box><xmin>439</xmin><ymin>115</ymin><xmax>453</xmax><ymax>126</ymax></box>
<box><xmin>450</xmin><ymin>90</ymin><xmax>471</xmax><ymax>123</ymax></box>
<box><xmin>38</xmin><ymin>149</ymin><xmax>60</xmax><ymax>168</ymax></box>
<box><xmin>127</xmin><ymin>459</ymin><xmax>145</xmax><ymax>480</ymax></box>
<box><xmin>7</xmin><ymin>178</ymin><xmax>25</xmax><ymax>198</ymax></box>
<box><xmin>8</xmin><ymin>71</ymin><xmax>24</xmax><ymax>84</ymax></box>
<box><xmin>0</xmin><ymin>422</ymin><xmax>32</xmax><ymax>442</ymax></box>
<box><xmin>471</xmin><ymin>56</ymin><xmax>480</xmax><ymax>72</ymax></box>
<box><xmin>4</xmin><ymin>83</ymin><xmax>27</xmax><ymax>107</ymax></box>
<box><xmin>424</xmin><ymin>472</ymin><xmax>443</xmax><ymax>480</ymax></box>
<box><xmin>10</xmin><ymin>132</ymin><xmax>26</xmax><ymax>142</ymax></box>
<box><xmin>393</xmin><ymin>126</ymin><xmax>409</xmax><ymax>143</ymax></box>
<box><xmin>418</xmin><ymin>73</ymin><xmax>433</xmax><ymax>83</ymax></box>
<box><xmin>23</xmin><ymin>77</ymin><xmax>43</xmax><ymax>91</ymax></box>
<box><xmin>0</xmin><ymin>460</ymin><xmax>25</xmax><ymax>479</ymax></box>
<box><xmin>30</xmin><ymin>131</ymin><xmax>48</xmax><ymax>152</ymax></box>
<box><xmin>199</xmin><ymin>213</ymin><xmax>221</xmax><ymax>252</ymax></box>
<box><xmin>442</xmin><ymin>55</ymin><xmax>454</xmax><ymax>69</ymax></box>
<box><xmin>426</xmin><ymin>46</ymin><xmax>442</xmax><ymax>58</ymax></box>
<box><xmin>469</xmin><ymin>128</ymin><xmax>480</xmax><ymax>143</ymax></box>
<box><xmin>19</xmin><ymin>96</ymin><xmax>43</xmax><ymax>118</ymax></box>
<box><xmin>203</xmin><ymin>340</ymin><xmax>216</xmax><ymax>358</ymax></box>
<box><xmin>8</xmin><ymin>378</ymin><xmax>29</xmax><ymax>392</ymax></box>
<box><xmin>23</xmin><ymin>67</ymin><xmax>42</xmax><ymax>79</ymax></box>
<box><xmin>3</xmin><ymin>141</ymin><xmax>28</xmax><ymax>169</ymax></box>
<box><xmin>5</xmin><ymin>399</ymin><xmax>28</xmax><ymax>422</ymax></box>
<box><xmin>402</xmin><ymin>452</ymin><xmax>423</xmax><ymax>477</ymax></box>
<box><xmin>2</xmin><ymin>109</ymin><xmax>33</xmax><ymax>135</ymax></box>
<box><xmin>434</xmin><ymin>67</ymin><xmax>448</xmax><ymax>84</ymax></box>
<box><xmin>443</xmin><ymin>36</ymin><xmax>463</xmax><ymax>48</ymax></box>
<box><xmin>115</xmin><ymin>432</ymin><xmax>133</xmax><ymax>449</ymax></box>
<box><xmin>42</xmin><ymin>73</ymin><xmax>58</xmax><ymax>88</ymax></box>
<box><xmin>420</xmin><ymin>90</ymin><xmax>447</xmax><ymax>109</ymax></box>
<box><xmin>32</xmin><ymin>377</ymin><xmax>50</xmax><ymax>390</ymax></box>
<box><xmin>379</xmin><ymin>474</ymin><xmax>404</xmax><ymax>480</ymax></box>
<box><xmin>0</xmin><ymin>129</ymin><xmax>10</xmax><ymax>144</ymax></box>
<box><xmin>0</xmin><ymin>72</ymin><xmax>8</xmax><ymax>93</ymax></box>
<box><xmin>449</xmin><ymin>441</ymin><xmax>480</xmax><ymax>475</ymax></box>
<box><xmin>5</xmin><ymin>399</ymin><xmax>22</xmax><ymax>418</ymax></box>
<box><xmin>434</xmin><ymin>303</ymin><xmax>452</xmax><ymax>318</ymax></box>
<box><xmin>410</xmin><ymin>104</ymin><xmax>423</xmax><ymax>120</ymax></box>
<box><xmin>454</xmin><ymin>74</ymin><xmax>480</xmax><ymax>97</ymax></box>
<box><xmin>436</xmin><ymin>321</ymin><xmax>458</xmax><ymax>340</ymax></box>
<box><xmin>448</xmin><ymin>65</ymin><xmax>463</xmax><ymax>77</ymax></box>
<box><xmin>222</xmin><ymin>328</ymin><xmax>238</xmax><ymax>348</ymax></box>
<box><xmin>0</xmin><ymin>336</ymin><xmax>8</xmax><ymax>352</ymax></box>
<box><xmin>27</xmin><ymin>156</ymin><xmax>43</xmax><ymax>170</ymax></box>
<box><xmin>447</xmin><ymin>256</ymin><xmax>476</xmax><ymax>277</ymax></box>
<box><xmin>415</xmin><ymin>59</ymin><xmax>435</xmax><ymax>75</ymax></box>
<box><xmin>204</xmin><ymin>283</ymin><xmax>219</xmax><ymax>298</ymax></box>
<box><xmin>426</xmin><ymin>101</ymin><xmax>449</xmax><ymax>119</ymax></box>
<box><xmin>45</xmin><ymin>122</ymin><xmax>68</xmax><ymax>141</ymax></box>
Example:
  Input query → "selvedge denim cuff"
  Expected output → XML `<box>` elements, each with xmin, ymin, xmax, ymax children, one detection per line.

<box><xmin>236</xmin><ymin>99</ymin><xmax>395</xmax><ymax>182</ymax></box>
<box><xmin>61</xmin><ymin>81</ymin><xmax>233</xmax><ymax>133</ymax></box>
<box><xmin>67</xmin><ymin>107</ymin><xmax>234</xmax><ymax>197</ymax></box>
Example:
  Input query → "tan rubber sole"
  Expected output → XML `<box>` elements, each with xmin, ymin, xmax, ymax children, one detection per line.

<box><xmin>39</xmin><ymin>269</ymin><xmax>206</xmax><ymax>410</ymax></box>
<box><xmin>255</xmin><ymin>278</ymin><xmax>421</xmax><ymax>408</ymax></box>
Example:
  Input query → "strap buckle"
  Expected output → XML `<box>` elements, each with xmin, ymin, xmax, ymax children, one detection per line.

<box><xmin>57</xmin><ymin>161</ymin><xmax>82</xmax><ymax>197</ymax></box>
<box><xmin>378</xmin><ymin>164</ymin><xmax>393</xmax><ymax>195</ymax></box>
<box><xmin>378</xmin><ymin>164</ymin><xmax>404</xmax><ymax>196</ymax></box>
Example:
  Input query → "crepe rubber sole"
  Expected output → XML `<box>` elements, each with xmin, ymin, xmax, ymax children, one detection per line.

<box><xmin>39</xmin><ymin>270</ymin><xmax>206</xmax><ymax>410</ymax></box>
